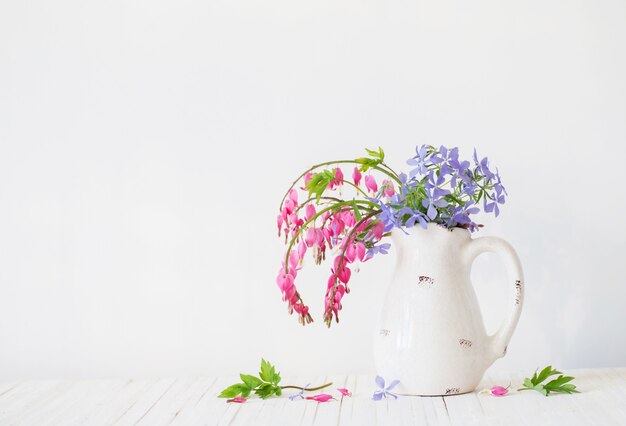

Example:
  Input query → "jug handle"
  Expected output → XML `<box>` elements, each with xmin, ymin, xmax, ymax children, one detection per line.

<box><xmin>466</xmin><ymin>236</ymin><xmax>524</xmax><ymax>362</ymax></box>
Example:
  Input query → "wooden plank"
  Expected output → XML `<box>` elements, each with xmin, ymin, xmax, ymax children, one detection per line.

<box><xmin>133</xmin><ymin>378</ymin><xmax>211</xmax><ymax>425</ymax></box>
<box><xmin>26</xmin><ymin>379</ymin><xmax>126</xmax><ymax>426</ymax></box>
<box><xmin>341</xmin><ymin>374</ymin><xmax>379</xmax><ymax>426</ymax></box>
<box><xmin>170</xmin><ymin>377</ymin><xmax>236</xmax><ymax>426</ymax></box>
<box><xmin>0</xmin><ymin>381</ymin><xmax>70</xmax><ymax>425</ymax></box>
<box><xmin>0</xmin><ymin>382</ymin><xmax>22</xmax><ymax>399</ymax></box>
<box><xmin>77</xmin><ymin>379</ymin><xmax>155</xmax><ymax>425</ymax></box>
<box><xmin>110</xmin><ymin>378</ymin><xmax>177</xmax><ymax>425</ymax></box>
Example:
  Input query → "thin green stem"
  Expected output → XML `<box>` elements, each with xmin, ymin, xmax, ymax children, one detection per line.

<box><xmin>281</xmin><ymin>382</ymin><xmax>333</xmax><ymax>391</ymax></box>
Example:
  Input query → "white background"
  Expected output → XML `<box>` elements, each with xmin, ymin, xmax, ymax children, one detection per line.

<box><xmin>1</xmin><ymin>0</ymin><xmax>625</xmax><ymax>381</ymax></box>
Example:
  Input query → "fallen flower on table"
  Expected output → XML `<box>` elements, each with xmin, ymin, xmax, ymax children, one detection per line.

<box><xmin>480</xmin><ymin>385</ymin><xmax>509</xmax><ymax>397</ymax></box>
<box><xmin>226</xmin><ymin>397</ymin><xmax>247</xmax><ymax>403</ymax></box>
<box><xmin>305</xmin><ymin>394</ymin><xmax>335</xmax><ymax>403</ymax></box>
<box><xmin>373</xmin><ymin>376</ymin><xmax>400</xmax><ymax>400</ymax></box>
<box><xmin>337</xmin><ymin>388</ymin><xmax>352</xmax><ymax>397</ymax></box>
<box><xmin>288</xmin><ymin>383</ymin><xmax>310</xmax><ymax>401</ymax></box>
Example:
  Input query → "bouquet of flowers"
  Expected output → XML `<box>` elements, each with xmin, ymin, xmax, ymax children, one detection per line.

<box><xmin>276</xmin><ymin>145</ymin><xmax>507</xmax><ymax>326</ymax></box>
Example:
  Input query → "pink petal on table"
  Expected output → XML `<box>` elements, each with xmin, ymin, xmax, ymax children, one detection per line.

<box><xmin>226</xmin><ymin>397</ymin><xmax>247</xmax><ymax>403</ymax></box>
<box><xmin>337</xmin><ymin>388</ymin><xmax>352</xmax><ymax>397</ymax></box>
<box><xmin>305</xmin><ymin>393</ymin><xmax>335</xmax><ymax>403</ymax></box>
<box><xmin>490</xmin><ymin>386</ymin><xmax>509</xmax><ymax>396</ymax></box>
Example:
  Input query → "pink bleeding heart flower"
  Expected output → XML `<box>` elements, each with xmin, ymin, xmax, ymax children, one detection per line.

<box><xmin>297</xmin><ymin>241</ymin><xmax>307</xmax><ymax>260</ymax></box>
<box><xmin>306</xmin><ymin>394</ymin><xmax>335</xmax><ymax>403</ymax></box>
<box><xmin>226</xmin><ymin>397</ymin><xmax>247</xmax><ymax>403</ymax></box>
<box><xmin>337</xmin><ymin>388</ymin><xmax>352</xmax><ymax>397</ymax></box>
<box><xmin>364</xmin><ymin>175</ymin><xmax>378</xmax><ymax>193</ymax></box>
<box><xmin>369</xmin><ymin>220</ymin><xmax>385</xmax><ymax>240</ymax></box>
<box><xmin>345</xmin><ymin>243</ymin><xmax>357</xmax><ymax>263</ymax></box>
<box><xmin>329</xmin><ymin>168</ymin><xmax>344</xmax><ymax>189</ymax></box>
<box><xmin>305</xmin><ymin>228</ymin><xmax>317</xmax><ymax>247</ymax></box>
<box><xmin>352</xmin><ymin>167</ymin><xmax>362</xmax><ymax>186</ymax></box>
<box><xmin>382</xmin><ymin>179</ymin><xmax>394</xmax><ymax>197</ymax></box>
<box><xmin>289</xmin><ymin>189</ymin><xmax>298</xmax><ymax>204</ymax></box>
<box><xmin>480</xmin><ymin>385</ymin><xmax>510</xmax><ymax>397</ymax></box>
<box><xmin>305</xmin><ymin>204</ymin><xmax>316</xmax><ymax>221</ymax></box>
<box><xmin>302</xmin><ymin>172</ymin><xmax>313</xmax><ymax>189</ymax></box>
<box><xmin>277</xmin><ymin>214</ymin><xmax>284</xmax><ymax>236</ymax></box>
<box><xmin>355</xmin><ymin>241</ymin><xmax>366</xmax><ymax>261</ymax></box>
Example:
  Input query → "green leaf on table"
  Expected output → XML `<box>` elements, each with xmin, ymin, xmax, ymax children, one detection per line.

<box><xmin>218</xmin><ymin>383</ymin><xmax>249</xmax><ymax>398</ymax></box>
<box><xmin>240</xmin><ymin>374</ymin><xmax>262</xmax><ymax>389</ymax></box>
<box><xmin>259</xmin><ymin>358</ymin><xmax>280</xmax><ymax>384</ymax></box>
<box><xmin>255</xmin><ymin>383</ymin><xmax>276</xmax><ymax>399</ymax></box>
<box><xmin>218</xmin><ymin>358</ymin><xmax>284</xmax><ymax>401</ymax></box>
<box><xmin>518</xmin><ymin>365</ymin><xmax>579</xmax><ymax>396</ymax></box>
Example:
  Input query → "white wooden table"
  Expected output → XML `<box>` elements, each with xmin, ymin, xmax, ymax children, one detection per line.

<box><xmin>1</xmin><ymin>368</ymin><xmax>624</xmax><ymax>425</ymax></box>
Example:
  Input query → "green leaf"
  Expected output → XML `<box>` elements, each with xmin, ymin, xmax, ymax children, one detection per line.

<box><xmin>521</xmin><ymin>365</ymin><xmax>578</xmax><ymax>397</ymax></box>
<box><xmin>259</xmin><ymin>359</ymin><xmax>271</xmax><ymax>382</ymax></box>
<box><xmin>240</xmin><ymin>374</ymin><xmax>262</xmax><ymax>389</ymax></box>
<box><xmin>272</xmin><ymin>370</ymin><xmax>281</xmax><ymax>385</ymax></box>
<box><xmin>351</xmin><ymin>200</ymin><xmax>362</xmax><ymax>220</ymax></box>
<box><xmin>255</xmin><ymin>383</ymin><xmax>275</xmax><ymax>399</ymax></box>
<box><xmin>533</xmin><ymin>384</ymin><xmax>548</xmax><ymax>396</ymax></box>
<box><xmin>241</xmin><ymin>387</ymin><xmax>251</xmax><ymax>398</ymax></box>
<box><xmin>365</xmin><ymin>148</ymin><xmax>380</xmax><ymax>159</ymax></box>
<box><xmin>218</xmin><ymin>383</ymin><xmax>248</xmax><ymax>398</ymax></box>
<box><xmin>274</xmin><ymin>387</ymin><xmax>282</xmax><ymax>396</ymax></box>
<box><xmin>259</xmin><ymin>359</ymin><xmax>280</xmax><ymax>384</ymax></box>
<box><xmin>545</xmin><ymin>375</ymin><xmax>573</xmax><ymax>389</ymax></box>
<box><xmin>535</xmin><ymin>366</ymin><xmax>559</xmax><ymax>384</ymax></box>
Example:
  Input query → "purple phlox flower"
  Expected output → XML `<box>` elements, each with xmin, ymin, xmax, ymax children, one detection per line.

<box><xmin>484</xmin><ymin>192</ymin><xmax>506</xmax><ymax>217</ymax></box>
<box><xmin>373</xmin><ymin>376</ymin><xmax>400</xmax><ymax>401</ymax></box>
<box><xmin>451</xmin><ymin>202</ymin><xmax>480</xmax><ymax>227</ymax></box>
<box><xmin>422</xmin><ymin>187</ymin><xmax>449</xmax><ymax>220</ymax></box>
<box><xmin>493</xmin><ymin>167</ymin><xmax>508</xmax><ymax>197</ymax></box>
<box><xmin>366</xmin><ymin>242</ymin><xmax>391</xmax><ymax>258</ymax></box>
<box><xmin>425</xmin><ymin>170</ymin><xmax>451</xmax><ymax>199</ymax></box>
<box><xmin>449</xmin><ymin>158</ymin><xmax>471</xmax><ymax>188</ymax></box>
<box><xmin>398</xmin><ymin>207</ymin><xmax>428</xmax><ymax>229</ymax></box>
<box><xmin>398</xmin><ymin>172</ymin><xmax>408</xmax><ymax>185</ymax></box>
<box><xmin>431</xmin><ymin>145</ymin><xmax>456</xmax><ymax>166</ymax></box>
<box><xmin>289</xmin><ymin>383</ymin><xmax>311</xmax><ymax>401</ymax></box>
<box><xmin>407</xmin><ymin>145</ymin><xmax>430</xmax><ymax>178</ymax></box>
<box><xmin>473</xmin><ymin>148</ymin><xmax>495</xmax><ymax>180</ymax></box>
<box><xmin>376</xmin><ymin>202</ymin><xmax>399</xmax><ymax>233</ymax></box>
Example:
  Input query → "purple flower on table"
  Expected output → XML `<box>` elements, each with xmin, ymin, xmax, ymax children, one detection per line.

<box><xmin>373</xmin><ymin>376</ymin><xmax>400</xmax><ymax>400</ymax></box>
<box><xmin>289</xmin><ymin>383</ymin><xmax>311</xmax><ymax>401</ymax></box>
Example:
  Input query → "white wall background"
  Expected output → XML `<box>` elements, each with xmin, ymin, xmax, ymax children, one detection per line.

<box><xmin>1</xmin><ymin>0</ymin><xmax>625</xmax><ymax>381</ymax></box>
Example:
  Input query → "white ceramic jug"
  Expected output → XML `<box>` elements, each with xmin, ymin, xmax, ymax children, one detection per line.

<box><xmin>374</xmin><ymin>224</ymin><xmax>524</xmax><ymax>396</ymax></box>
